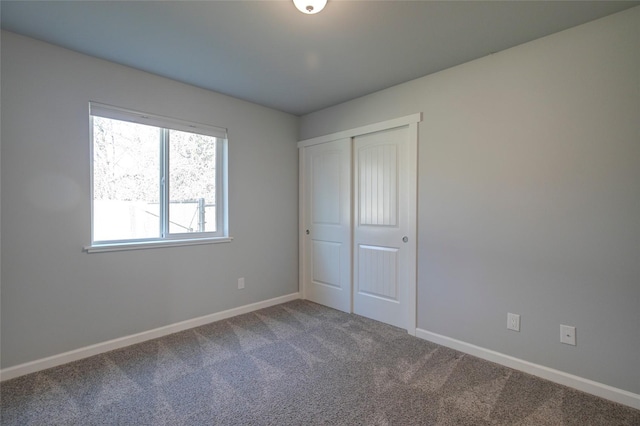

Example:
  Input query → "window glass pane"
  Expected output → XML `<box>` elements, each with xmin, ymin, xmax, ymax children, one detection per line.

<box><xmin>93</xmin><ymin>117</ymin><xmax>160</xmax><ymax>241</ymax></box>
<box><xmin>168</xmin><ymin>130</ymin><xmax>217</xmax><ymax>233</ymax></box>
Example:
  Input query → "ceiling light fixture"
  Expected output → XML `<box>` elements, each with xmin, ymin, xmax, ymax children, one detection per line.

<box><xmin>293</xmin><ymin>0</ymin><xmax>327</xmax><ymax>15</ymax></box>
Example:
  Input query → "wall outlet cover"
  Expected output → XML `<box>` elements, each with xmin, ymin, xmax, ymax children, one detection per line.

<box><xmin>507</xmin><ymin>313</ymin><xmax>520</xmax><ymax>332</ymax></box>
<box><xmin>560</xmin><ymin>324</ymin><xmax>576</xmax><ymax>345</ymax></box>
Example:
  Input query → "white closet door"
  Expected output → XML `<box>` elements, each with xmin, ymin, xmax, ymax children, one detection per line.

<box><xmin>302</xmin><ymin>138</ymin><xmax>352</xmax><ymax>313</ymax></box>
<box><xmin>353</xmin><ymin>126</ymin><xmax>415</xmax><ymax>329</ymax></box>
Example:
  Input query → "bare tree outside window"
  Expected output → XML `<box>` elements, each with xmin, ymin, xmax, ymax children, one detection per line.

<box><xmin>169</xmin><ymin>129</ymin><xmax>217</xmax><ymax>233</ymax></box>
<box><xmin>93</xmin><ymin>117</ymin><xmax>160</xmax><ymax>241</ymax></box>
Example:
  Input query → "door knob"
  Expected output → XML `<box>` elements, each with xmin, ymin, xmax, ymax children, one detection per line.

<box><xmin>306</xmin><ymin>229</ymin><xmax>310</xmax><ymax>235</ymax></box>
<box><xmin>402</xmin><ymin>236</ymin><xmax>408</xmax><ymax>243</ymax></box>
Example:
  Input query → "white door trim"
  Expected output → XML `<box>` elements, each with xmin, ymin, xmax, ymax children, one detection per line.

<box><xmin>298</xmin><ymin>113</ymin><xmax>422</xmax><ymax>148</ymax></box>
<box><xmin>299</xmin><ymin>147</ymin><xmax>306</xmax><ymax>300</ymax></box>
<box><xmin>405</xmin><ymin>121</ymin><xmax>418</xmax><ymax>336</ymax></box>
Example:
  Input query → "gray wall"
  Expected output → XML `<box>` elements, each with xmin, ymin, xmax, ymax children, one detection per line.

<box><xmin>301</xmin><ymin>8</ymin><xmax>640</xmax><ymax>394</ymax></box>
<box><xmin>1</xmin><ymin>31</ymin><xmax>299</xmax><ymax>368</ymax></box>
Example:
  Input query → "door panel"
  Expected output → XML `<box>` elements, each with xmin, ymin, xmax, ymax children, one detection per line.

<box><xmin>312</xmin><ymin>241</ymin><xmax>341</xmax><ymax>288</ymax></box>
<box><xmin>353</xmin><ymin>126</ymin><xmax>412</xmax><ymax>329</ymax></box>
<box><xmin>359</xmin><ymin>143</ymin><xmax>397</xmax><ymax>226</ymax></box>
<box><xmin>303</xmin><ymin>138</ymin><xmax>351</xmax><ymax>313</ymax></box>
<box><xmin>357</xmin><ymin>245</ymin><xmax>398</xmax><ymax>300</ymax></box>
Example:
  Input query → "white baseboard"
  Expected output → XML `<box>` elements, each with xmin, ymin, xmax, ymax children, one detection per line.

<box><xmin>415</xmin><ymin>328</ymin><xmax>640</xmax><ymax>410</ymax></box>
<box><xmin>0</xmin><ymin>292</ymin><xmax>300</xmax><ymax>382</ymax></box>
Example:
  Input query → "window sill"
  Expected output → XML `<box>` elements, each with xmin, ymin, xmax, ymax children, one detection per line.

<box><xmin>84</xmin><ymin>236</ymin><xmax>233</xmax><ymax>253</ymax></box>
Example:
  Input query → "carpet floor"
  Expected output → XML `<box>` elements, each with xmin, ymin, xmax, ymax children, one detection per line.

<box><xmin>1</xmin><ymin>300</ymin><xmax>639</xmax><ymax>425</ymax></box>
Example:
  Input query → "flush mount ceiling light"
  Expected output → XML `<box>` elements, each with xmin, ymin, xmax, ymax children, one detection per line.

<box><xmin>293</xmin><ymin>0</ymin><xmax>327</xmax><ymax>15</ymax></box>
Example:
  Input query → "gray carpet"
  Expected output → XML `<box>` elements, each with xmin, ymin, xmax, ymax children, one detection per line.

<box><xmin>1</xmin><ymin>300</ymin><xmax>639</xmax><ymax>425</ymax></box>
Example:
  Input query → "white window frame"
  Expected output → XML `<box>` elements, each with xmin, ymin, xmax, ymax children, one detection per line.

<box><xmin>85</xmin><ymin>102</ymin><xmax>231</xmax><ymax>253</ymax></box>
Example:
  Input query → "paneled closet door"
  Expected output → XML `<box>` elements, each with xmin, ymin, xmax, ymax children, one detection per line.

<box><xmin>353</xmin><ymin>125</ymin><xmax>415</xmax><ymax>329</ymax></box>
<box><xmin>302</xmin><ymin>138</ymin><xmax>352</xmax><ymax>313</ymax></box>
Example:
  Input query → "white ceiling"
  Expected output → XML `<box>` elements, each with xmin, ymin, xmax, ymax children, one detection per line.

<box><xmin>1</xmin><ymin>1</ymin><xmax>638</xmax><ymax>116</ymax></box>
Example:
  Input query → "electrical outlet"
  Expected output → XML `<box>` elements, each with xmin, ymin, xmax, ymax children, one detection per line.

<box><xmin>560</xmin><ymin>325</ymin><xmax>576</xmax><ymax>346</ymax></box>
<box><xmin>238</xmin><ymin>277</ymin><xmax>245</xmax><ymax>290</ymax></box>
<box><xmin>507</xmin><ymin>313</ymin><xmax>520</xmax><ymax>332</ymax></box>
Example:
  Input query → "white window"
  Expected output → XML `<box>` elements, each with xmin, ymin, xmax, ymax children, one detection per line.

<box><xmin>87</xmin><ymin>102</ymin><xmax>229</xmax><ymax>251</ymax></box>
